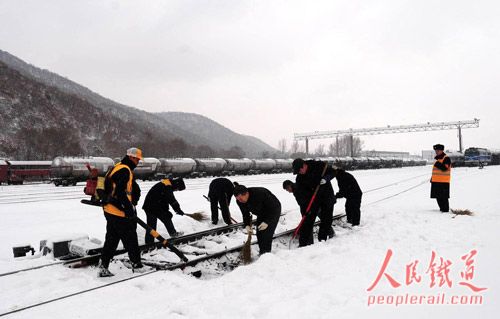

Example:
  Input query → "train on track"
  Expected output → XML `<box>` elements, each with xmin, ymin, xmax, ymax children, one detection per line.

<box><xmin>0</xmin><ymin>155</ymin><xmax>429</xmax><ymax>186</ymax></box>
<box><xmin>447</xmin><ymin>147</ymin><xmax>500</xmax><ymax>167</ymax></box>
<box><xmin>0</xmin><ymin>160</ymin><xmax>52</xmax><ymax>185</ymax></box>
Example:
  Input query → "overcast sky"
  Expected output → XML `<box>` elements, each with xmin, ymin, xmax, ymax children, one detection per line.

<box><xmin>1</xmin><ymin>0</ymin><xmax>499</xmax><ymax>154</ymax></box>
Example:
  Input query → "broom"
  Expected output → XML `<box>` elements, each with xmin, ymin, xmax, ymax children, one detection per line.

<box><xmin>184</xmin><ymin>211</ymin><xmax>209</xmax><ymax>222</ymax></box>
<box><xmin>450</xmin><ymin>209</ymin><xmax>474</xmax><ymax>218</ymax></box>
<box><xmin>241</xmin><ymin>228</ymin><xmax>253</xmax><ymax>264</ymax></box>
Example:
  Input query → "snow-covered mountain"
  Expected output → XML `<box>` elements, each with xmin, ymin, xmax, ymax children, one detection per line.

<box><xmin>0</xmin><ymin>50</ymin><xmax>276</xmax><ymax>160</ymax></box>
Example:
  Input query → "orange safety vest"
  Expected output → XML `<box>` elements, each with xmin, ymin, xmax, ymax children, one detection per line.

<box><xmin>431</xmin><ymin>155</ymin><xmax>451</xmax><ymax>183</ymax></box>
<box><xmin>103</xmin><ymin>163</ymin><xmax>133</xmax><ymax>218</ymax></box>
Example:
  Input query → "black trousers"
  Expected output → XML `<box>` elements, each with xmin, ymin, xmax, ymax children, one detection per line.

<box><xmin>346</xmin><ymin>195</ymin><xmax>362</xmax><ymax>226</ymax></box>
<box><xmin>210</xmin><ymin>195</ymin><xmax>232</xmax><ymax>225</ymax></box>
<box><xmin>317</xmin><ymin>200</ymin><xmax>334</xmax><ymax>241</ymax></box>
<box><xmin>144</xmin><ymin>209</ymin><xmax>177</xmax><ymax>244</ymax></box>
<box><xmin>101</xmin><ymin>213</ymin><xmax>141</xmax><ymax>268</ymax></box>
<box><xmin>299</xmin><ymin>210</ymin><xmax>317</xmax><ymax>247</ymax></box>
<box><xmin>436</xmin><ymin>198</ymin><xmax>449</xmax><ymax>212</ymax></box>
<box><xmin>256</xmin><ymin>209</ymin><xmax>281</xmax><ymax>254</ymax></box>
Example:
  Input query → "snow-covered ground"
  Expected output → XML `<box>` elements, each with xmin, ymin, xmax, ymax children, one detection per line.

<box><xmin>0</xmin><ymin>166</ymin><xmax>498</xmax><ymax>318</ymax></box>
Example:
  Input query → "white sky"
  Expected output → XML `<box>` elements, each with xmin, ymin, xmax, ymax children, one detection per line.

<box><xmin>1</xmin><ymin>0</ymin><xmax>499</xmax><ymax>154</ymax></box>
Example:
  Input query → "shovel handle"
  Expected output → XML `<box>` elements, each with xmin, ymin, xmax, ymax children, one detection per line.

<box><xmin>135</xmin><ymin>217</ymin><xmax>188</xmax><ymax>262</ymax></box>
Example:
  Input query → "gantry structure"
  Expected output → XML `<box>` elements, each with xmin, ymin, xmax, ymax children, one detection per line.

<box><xmin>294</xmin><ymin>118</ymin><xmax>480</xmax><ymax>155</ymax></box>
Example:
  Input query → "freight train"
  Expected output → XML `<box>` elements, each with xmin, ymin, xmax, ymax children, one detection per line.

<box><xmin>48</xmin><ymin>156</ymin><xmax>429</xmax><ymax>186</ymax></box>
<box><xmin>2</xmin><ymin>155</ymin><xmax>429</xmax><ymax>186</ymax></box>
<box><xmin>0</xmin><ymin>160</ymin><xmax>52</xmax><ymax>185</ymax></box>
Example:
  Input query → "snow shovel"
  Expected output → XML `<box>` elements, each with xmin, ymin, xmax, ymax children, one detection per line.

<box><xmin>135</xmin><ymin>217</ymin><xmax>188</xmax><ymax>262</ymax></box>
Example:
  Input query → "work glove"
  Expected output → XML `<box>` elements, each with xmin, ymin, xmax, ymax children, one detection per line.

<box><xmin>320</xmin><ymin>175</ymin><xmax>332</xmax><ymax>185</ymax></box>
<box><xmin>258</xmin><ymin>222</ymin><xmax>268</xmax><ymax>231</ymax></box>
<box><xmin>245</xmin><ymin>225</ymin><xmax>253</xmax><ymax>234</ymax></box>
<box><xmin>176</xmin><ymin>210</ymin><xmax>185</xmax><ymax>216</ymax></box>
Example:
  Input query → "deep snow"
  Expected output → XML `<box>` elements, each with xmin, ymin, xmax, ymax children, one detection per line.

<box><xmin>0</xmin><ymin>166</ymin><xmax>498</xmax><ymax>318</ymax></box>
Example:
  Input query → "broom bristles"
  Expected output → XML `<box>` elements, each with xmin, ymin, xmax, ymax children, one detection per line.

<box><xmin>185</xmin><ymin>211</ymin><xmax>208</xmax><ymax>221</ymax></box>
<box><xmin>241</xmin><ymin>233</ymin><xmax>252</xmax><ymax>264</ymax></box>
<box><xmin>451</xmin><ymin>209</ymin><xmax>474</xmax><ymax>216</ymax></box>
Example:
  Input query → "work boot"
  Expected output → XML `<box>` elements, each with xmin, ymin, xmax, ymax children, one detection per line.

<box><xmin>98</xmin><ymin>265</ymin><xmax>114</xmax><ymax>277</ymax></box>
<box><xmin>131</xmin><ymin>262</ymin><xmax>152</xmax><ymax>273</ymax></box>
<box><xmin>328</xmin><ymin>227</ymin><xmax>336</xmax><ymax>238</ymax></box>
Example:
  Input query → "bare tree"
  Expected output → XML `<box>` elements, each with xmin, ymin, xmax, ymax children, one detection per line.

<box><xmin>290</xmin><ymin>140</ymin><xmax>300</xmax><ymax>154</ymax></box>
<box><xmin>278</xmin><ymin>138</ymin><xmax>287</xmax><ymax>154</ymax></box>
<box><xmin>328</xmin><ymin>143</ymin><xmax>336</xmax><ymax>156</ymax></box>
<box><xmin>315</xmin><ymin>144</ymin><xmax>325</xmax><ymax>156</ymax></box>
<box><xmin>328</xmin><ymin>136</ymin><xmax>364</xmax><ymax>156</ymax></box>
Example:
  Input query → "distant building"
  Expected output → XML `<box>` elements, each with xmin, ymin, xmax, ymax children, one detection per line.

<box><xmin>360</xmin><ymin>150</ymin><xmax>410</xmax><ymax>158</ymax></box>
<box><xmin>421</xmin><ymin>150</ymin><xmax>435</xmax><ymax>161</ymax></box>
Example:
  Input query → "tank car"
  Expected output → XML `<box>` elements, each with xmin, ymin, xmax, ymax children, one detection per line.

<box><xmin>249</xmin><ymin>159</ymin><xmax>276</xmax><ymax>175</ymax></box>
<box><xmin>51</xmin><ymin>157</ymin><xmax>114</xmax><ymax>186</ymax></box>
<box><xmin>158</xmin><ymin>158</ymin><xmax>197</xmax><ymax>178</ymax></box>
<box><xmin>134</xmin><ymin>157</ymin><xmax>161</xmax><ymax>181</ymax></box>
<box><xmin>274</xmin><ymin>159</ymin><xmax>293</xmax><ymax>173</ymax></box>
<box><xmin>224</xmin><ymin>158</ymin><xmax>253</xmax><ymax>175</ymax></box>
<box><xmin>194</xmin><ymin>158</ymin><xmax>227</xmax><ymax>177</ymax></box>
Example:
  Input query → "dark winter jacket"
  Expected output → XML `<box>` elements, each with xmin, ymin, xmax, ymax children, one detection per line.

<box><xmin>105</xmin><ymin>156</ymin><xmax>140</xmax><ymax>217</ymax></box>
<box><xmin>334</xmin><ymin>169</ymin><xmax>362</xmax><ymax>199</ymax></box>
<box><xmin>291</xmin><ymin>183</ymin><xmax>313</xmax><ymax>215</ymax></box>
<box><xmin>208</xmin><ymin>178</ymin><xmax>234</xmax><ymax>204</ymax></box>
<box><xmin>236</xmin><ymin>187</ymin><xmax>281</xmax><ymax>226</ymax></box>
<box><xmin>295</xmin><ymin>160</ymin><xmax>335</xmax><ymax>202</ymax></box>
<box><xmin>142</xmin><ymin>180</ymin><xmax>184</xmax><ymax>216</ymax></box>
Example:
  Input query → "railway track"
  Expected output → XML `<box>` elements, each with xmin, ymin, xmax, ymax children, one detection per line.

<box><xmin>0</xmin><ymin>214</ymin><xmax>347</xmax><ymax>317</ymax></box>
<box><xmin>0</xmin><ymin>174</ymin><xmax>292</xmax><ymax>205</ymax></box>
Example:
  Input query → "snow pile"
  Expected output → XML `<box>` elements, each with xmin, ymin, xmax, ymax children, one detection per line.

<box><xmin>0</xmin><ymin>167</ymin><xmax>498</xmax><ymax>318</ymax></box>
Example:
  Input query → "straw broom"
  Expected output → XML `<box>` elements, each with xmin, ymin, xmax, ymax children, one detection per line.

<box><xmin>450</xmin><ymin>209</ymin><xmax>474</xmax><ymax>218</ymax></box>
<box><xmin>184</xmin><ymin>211</ymin><xmax>209</xmax><ymax>222</ymax></box>
<box><xmin>241</xmin><ymin>229</ymin><xmax>253</xmax><ymax>264</ymax></box>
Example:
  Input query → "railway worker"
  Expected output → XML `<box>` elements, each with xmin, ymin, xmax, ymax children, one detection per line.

<box><xmin>208</xmin><ymin>177</ymin><xmax>235</xmax><ymax>225</ymax></box>
<box><xmin>98</xmin><ymin>147</ymin><xmax>144</xmax><ymax>277</ymax></box>
<box><xmin>292</xmin><ymin>158</ymin><xmax>336</xmax><ymax>243</ymax></box>
<box><xmin>142</xmin><ymin>177</ymin><xmax>187</xmax><ymax>244</ymax></box>
<box><xmin>283</xmin><ymin>180</ymin><xmax>311</xmax><ymax>215</ymax></box>
<box><xmin>234</xmin><ymin>183</ymin><xmax>281</xmax><ymax>254</ymax></box>
<box><xmin>283</xmin><ymin>179</ymin><xmax>316</xmax><ymax>246</ymax></box>
<box><xmin>283</xmin><ymin>179</ymin><xmax>335</xmax><ymax>246</ymax></box>
<box><xmin>332</xmin><ymin>168</ymin><xmax>362</xmax><ymax>226</ymax></box>
<box><xmin>431</xmin><ymin>144</ymin><xmax>451</xmax><ymax>212</ymax></box>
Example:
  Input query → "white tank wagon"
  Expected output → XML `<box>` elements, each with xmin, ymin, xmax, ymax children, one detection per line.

<box><xmin>158</xmin><ymin>158</ymin><xmax>197</xmax><ymax>178</ymax></box>
<box><xmin>274</xmin><ymin>159</ymin><xmax>293</xmax><ymax>173</ymax></box>
<box><xmin>249</xmin><ymin>159</ymin><xmax>276</xmax><ymax>175</ymax></box>
<box><xmin>315</xmin><ymin>157</ymin><xmax>336</xmax><ymax>167</ymax></box>
<box><xmin>223</xmin><ymin>158</ymin><xmax>253</xmax><ymax>175</ymax></box>
<box><xmin>51</xmin><ymin>157</ymin><xmax>114</xmax><ymax>186</ymax></box>
<box><xmin>194</xmin><ymin>158</ymin><xmax>227</xmax><ymax>177</ymax></box>
<box><xmin>134</xmin><ymin>157</ymin><xmax>161</xmax><ymax>181</ymax></box>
